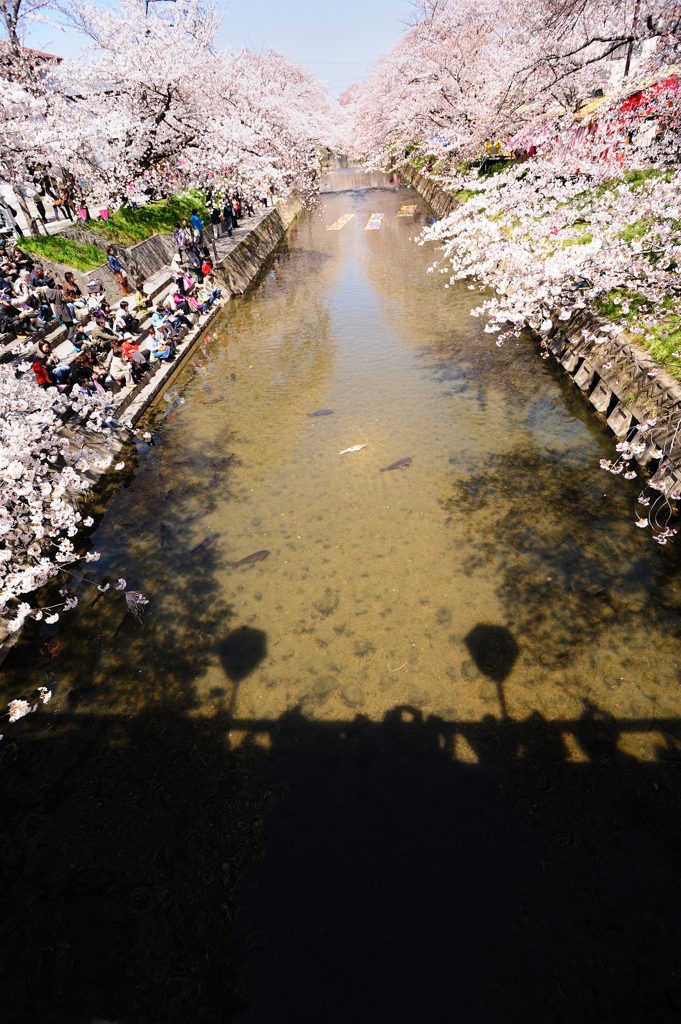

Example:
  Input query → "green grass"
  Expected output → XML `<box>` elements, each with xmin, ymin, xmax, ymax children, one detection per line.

<box><xmin>81</xmin><ymin>190</ymin><xmax>210</xmax><ymax>246</ymax></box>
<box><xmin>478</xmin><ymin>157</ymin><xmax>519</xmax><ymax>178</ymax></box>
<box><xmin>20</xmin><ymin>235</ymin><xmax>105</xmax><ymax>272</ymax></box>
<box><xmin>562</xmin><ymin>232</ymin><xmax>593</xmax><ymax>247</ymax></box>
<box><xmin>596</xmin><ymin>288</ymin><xmax>681</xmax><ymax>380</ymax></box>
<box><xmin>617</xmin><ymin>216</ymin><xmax>656</xmax><ymax>244</ymax></box>
<box><xmin>455</xmin><ymin>188</ymin><xmax>484</xmax><ymax>203</ymax></box>
<box><xmin>623</xmin><ymin>168</ymin><xmax>673</xmax><ymax>190</ymax></box>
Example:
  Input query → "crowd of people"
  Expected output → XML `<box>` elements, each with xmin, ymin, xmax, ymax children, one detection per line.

<box><xmin>0</xmin><ymin>237</ymin><xmax>221</xmax><ymax>396</ymax></box>
<box><xmin>0</xmin><ymin>185</ymin><xmax>272</xmax><ymax>396</ymax></box>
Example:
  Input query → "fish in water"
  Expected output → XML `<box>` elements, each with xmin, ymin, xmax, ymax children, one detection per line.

<box><xmin>188</xmin><ymin>503</ymin><xmax>212</xmax><ymax>521</ymax></box>
<box><xmin>191</xmin><ymin>533</ymin><xmax>220</xmax><ymax>555</ymax></box>
<box><xmin>214</xmin><ymin>454</ymin><xmax>235</xmax><ymax>471</ymax></box>
<box><xmin>160</xmin><ymin>522</ymin><xmax>170</xmax><ymax>546</ymax></box>
<box><xmin>380</xmin><ymin>457</ymin><xmax>413</xmax><ymax>472</ymax></box>
<box><xmin>55</xmin><ymin>686</ymin><xmax>74</xmax><ymax>715</ymax></box>
<box><xmin>339</xmin><ymin>444</ymin><xmax>366</xmax><ymax>455</ymax></box>
<box><xmin>230</xmin><ymin>549</ymin><xmax>270</xmax><ymax>568</ymax></box>
<box><xmin>162</xmin><ymin>488</ymin><xmax>175</xmax><ymax>503</ymax></box>
<box><xmin>307</xmin><ymin>408</ymin><xmax>333</xmax><ymax>417</ymax></box>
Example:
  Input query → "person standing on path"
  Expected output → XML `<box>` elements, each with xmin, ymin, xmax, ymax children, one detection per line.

<box><xmin>106</xmin><ymin>246</ymin><xmax>132</xmax><ymax>296</ymax></box>
<box><xmin>33</xmin><ymin>194</ymin><xmax>47</xmax><ymax>226</ymax></box>
<box><xmin>222</xmin><ymin>200</ymin><xmax>233</xmax><ymax>238</ymax></box>
<box><xmin>174</xmin><ymin>223</ymin><xmax>187</xmax><ymax>262</ymax></box>
<box><xmin>190</xmin><ymin>209</ymin><xmax>204</xmax><ymax>244</ymax></box>
<box><xmin>210</xmin><ymin>207</ymin><xmax>222</xmax><ymax>239</ymax></box>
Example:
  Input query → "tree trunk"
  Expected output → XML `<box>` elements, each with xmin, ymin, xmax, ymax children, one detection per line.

<box><xmin>15</xmin><ymin>193</ymin><xmax>41</xmax><ymax>238</ymax></box>
<box><xmin>624</xmin><ymin>0</ymin><xmax>642</xmax><ymax>79</ymax></box>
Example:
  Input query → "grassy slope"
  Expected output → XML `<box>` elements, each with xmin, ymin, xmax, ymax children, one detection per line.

<box><xmin>20</xmin><ymin>236</ymin><xmax>105</xmax><ymax>273</ymax></box>
<box><xmin>19</xmin><ymin>190</ymin><xmax>212</xmax><ymax>272</ymax></box>
<box><xmin>82</xmin><ymin>191</ymin><xmax>210</xmax><ymax>246</ymax></box>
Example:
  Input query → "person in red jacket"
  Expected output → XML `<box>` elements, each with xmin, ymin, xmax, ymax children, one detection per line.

<box><xmin>32</xmin><ymin>340</ymin><xmax>69</xmax><ymax>387</ymax></box>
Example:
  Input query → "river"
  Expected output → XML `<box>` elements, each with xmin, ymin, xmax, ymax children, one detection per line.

<box><xmin>3</xmin><ymin>170</ymin><xmax>681</xmax><ymax>1022</ymax></box>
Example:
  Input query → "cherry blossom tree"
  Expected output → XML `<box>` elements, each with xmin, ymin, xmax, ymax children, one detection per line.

<box><xmin>346</xmin><ymin>0</ymin><xmax>679</xmax><ymax>164</ymax></box>
<box><xmin>41</xmin><ymin>0</ymin><xmax>343</xmax><ymax>206</ymax></box>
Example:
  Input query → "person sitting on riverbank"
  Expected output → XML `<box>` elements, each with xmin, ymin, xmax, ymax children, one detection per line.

<box><xmin>103</xmin><ymin>344</ymin><xmax>135</xmax><ymax>388</ymax></box>
<box><xmin>71</xmin><ymin>325</ymin><xmax>88</xmax><ymax>352</ymax></box>
<box><xmin>146</xmin><ymin>325</ymin><xmax>175</xmax><ymax>362</ymax></box>
<box><xmin>70</xmin><ymin>350</ymin><xmax>103</xmax><ymax>391</ymax></box>
<box><xmin>196</xmin><ymin>279</ymin><xmax>221</xmax><ymax>309</ymax></box>
<box><xmin>168</xmin><ymin>289</ymin><xmax>192</xmax><ymax>316</ymax></box>
<box><xmin>62</xmin><ymin>272</ymin><xmax>86</xmax><ymax>319</ymax></box>
<box><xmin>134</xmin><ymin>278</ymin><xmax>152</xmax><ymax>314</ymax></box>
<box><xmin>114</xmin><ymin>300</ymin><xmax>140</xmax><ymax>335</ymax></box>
<box><xmin>89</xmin><ymin>315</ymin><xmax>119</xmax><ymax>353</ymax></box>
<box><xmin>170</xmin><ymin>253</ymin><xmax>192</xmax><ymax>296</ymax></box>
<box><xmin>120</xmin><ymin>332</ymin><xmax>149</xmax><ymax>379</ymax></box>
<box><xmin>32</xmin><ymin>340</ymin><xmax>70</xmax><ymax>388</ymax></box>
<box><xmin>28</xmin><ymin>265</ymin><xmax>53</xmax><ymax>290</ymax></box>
<box><xmin>12</xmin><ymin>270</ymin><xmax>31</xmax><ymax>302</ymax></box>
<box><xmin>0</xmin><ymin>296</ymin><xmax>39</xmax><ymax>336</ymax></box>
<box><xmin>12</xmin><ymin>247</ymin><xmax>33</xmax><ymax>274</ymax></box>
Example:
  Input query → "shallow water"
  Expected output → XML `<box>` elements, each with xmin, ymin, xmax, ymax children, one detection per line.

<box><xmin>6</xmin><ymin>170</ymin><xmax>681</xmax><ymax>750</ymax></box>
<box><xmin>4</xmin><ymin>170</ymin><xmax>681</xmax><ymax>1020</ymax></box>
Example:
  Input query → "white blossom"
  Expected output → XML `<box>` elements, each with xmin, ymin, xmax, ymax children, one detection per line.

<box><xmin>8</xmin><ymin>699</ymin><xmax>35</xmax><ymax>723</ymax></box>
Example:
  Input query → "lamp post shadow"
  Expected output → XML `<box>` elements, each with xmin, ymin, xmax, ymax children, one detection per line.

<box><xmin>465</xmin><ymin>623</ymin><xmax>520</xmax><ymax>718</ymax></box>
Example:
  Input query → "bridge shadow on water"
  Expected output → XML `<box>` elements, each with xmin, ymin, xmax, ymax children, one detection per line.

<box><xmin>2</xmin><ymin>683</ymin><xmax>681</xmax><ymax>1023</ymax></box>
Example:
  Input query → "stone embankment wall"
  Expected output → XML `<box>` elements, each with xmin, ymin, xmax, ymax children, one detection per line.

<box><xmin>399</xmin><ymin>163</ymin><xmax>461</xmax><ymax>219</ymax></box>
<box><xmin>401</xmin><ymin>163</ymin><xmax>681</xmax><ymax>493</ymax></box>
<box><xmin>212</xmin><ymin>199</ymin><xmax>299</xmax><ymax>295</ymax></box>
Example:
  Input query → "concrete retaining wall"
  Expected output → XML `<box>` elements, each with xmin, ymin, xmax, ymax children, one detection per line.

<box><xmin>398</xmin><ymin>163</ymin><xmax>460</xmax><ymax>220</ymax></box>
<box><xmin>31</xmin><ymin>232</ymin><xmax>178</xmax><ymax>300</ymax></box>
<box><xmin>212</xmin><ymin>204</ymin><xmax>297</xmax><ymax>295</ymax></box>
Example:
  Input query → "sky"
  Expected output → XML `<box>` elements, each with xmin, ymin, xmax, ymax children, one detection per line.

<box><xmin>24</xmin><ymin>0</ymin><xmax>413</xmax><ymax>97</ymax></box>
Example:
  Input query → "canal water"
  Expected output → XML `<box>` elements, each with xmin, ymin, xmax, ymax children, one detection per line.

<box><xmin>3</xmin><ymin>170</ymin><xmax>681</xmax><ymax>1022</ymax></box>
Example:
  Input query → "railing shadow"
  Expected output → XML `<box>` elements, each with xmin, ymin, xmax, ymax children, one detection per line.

<box><xmin>3</xmin><ymin>696</ymin><xmax>681</xmax><ymax>1023</ymax></box>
